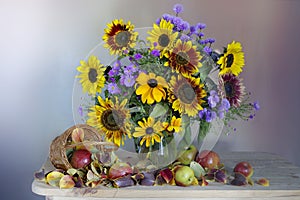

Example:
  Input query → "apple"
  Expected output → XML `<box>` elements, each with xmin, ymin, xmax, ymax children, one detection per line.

<box><xmin>70</xmin><ymin>149</ymin><xmax>92</xmax><ymax>169</ymax></box>
<box><xmin>233</xmin><ymin>161</ymin><xmax>253</xmax><ymax>179</ymax></box>
<box><xmin>108</xmin><ymin>162</ymin><xmax>133</xmax><ymax>179</ymax></box>
<box><xmin>177</xmin><ymin>145</ymin><xmax>198</xmax><ymax>165</ymax></box>
<box><xmin>174</xmin><ymin>166</ymin><xmax>195</xmax><ymax>186</ymax></box>
<box><xmin>195</xmin><ymin>150</ymin><xmax>220</xmax><ymax>169</ymax></box>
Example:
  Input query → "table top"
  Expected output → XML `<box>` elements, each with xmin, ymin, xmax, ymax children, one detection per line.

<box><xmin>32</xmin><ymin>151</ymin><xmax>300</xmax><ymax>199</ymax></box>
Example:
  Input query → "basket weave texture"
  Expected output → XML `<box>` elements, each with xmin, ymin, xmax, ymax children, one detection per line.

<box><xmin>49</xmin><ymin>124</ymin><xmax>104</xmax><ymax>170</ymax></box>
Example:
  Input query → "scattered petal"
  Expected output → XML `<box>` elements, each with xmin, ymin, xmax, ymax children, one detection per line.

<box><xmin>46</xmin><ymin>171</ymin><xmax>64</xmax><ymax>187</ymax></box>
<box><xmin>257</xmin><ymin>178</ymin><xmax>270</xmax><ymax>186</ymax></box>
<box><xmin>59</xmin><ymin>175</ymin><xmax>75</xmax><ymax>189</ymax></box>
<box><xmin>112</xmin><ymin>175</ymin><xmax>135</xmax><ymax>188</ymax></box>
<box><xmin>160</xmin><ymin>168</ymin><xmax>173</xmax><ymax>183</ymax></box>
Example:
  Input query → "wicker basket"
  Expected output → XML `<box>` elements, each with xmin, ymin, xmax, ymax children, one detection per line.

<box><xmin>49</xmin><ymin>124</ymin><xmax>118</xmax><ymax>170</ymax></box>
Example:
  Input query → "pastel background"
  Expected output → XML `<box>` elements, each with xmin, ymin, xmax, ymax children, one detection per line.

<box><xmin>1</xmin><ymin>0</ymin><xmax>299</xmax><ymax>200</ymax></box>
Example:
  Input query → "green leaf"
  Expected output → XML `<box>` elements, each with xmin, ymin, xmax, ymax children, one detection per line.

<box><xmin>198</xmin><ymin>120</ymin><xmax>211</xmax><ymax>143</ymax></box>
<box><xmin>149</xmin><ymin>103</ymin><xmax>168</xmax><ymax>118</ymax></box>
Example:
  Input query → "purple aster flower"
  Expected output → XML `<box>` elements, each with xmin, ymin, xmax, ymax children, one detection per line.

<box><xmin>199</xmin><ymin>108</ymin><xmax>216</xmax><ymax>122</ymax></box>
<box><xmin>253</xmin><ymin>101</ymin><xmax>260</xmax><ymax>111</ymax></box>
<box><xmin>134</xmin><ymin>53</ymin><xmax>142</xmax><ymax>60</ymax></box>
<box><xmin>153</xmin><ymin>42</ymin><xmax>158</xmax><ymax>47</ymax></box>
<box><xmin>124</xmin><ymin>64</ymin><xmax>136</xmax><ymax>75</ymax></box>
<box><xmin>199</xmin><ymin>40</ymin><xmax>206</xmax><ymax>45</ymax></box>
<box><xmin>172</xmin><ymin>17</ymin><xmax>183</xmax><ymax>27</ymax></box>
<box><xmin>120</xmin><ymin>74</ymin><xmax>136</xmax><ymax>87</ymax></box>
<box><xmin>180</xmin><ymin>34</ymin><xmax>191</xmax><ymax>42</ymax></box>
<box><xmin>196</xmin><ymin>23</ymin><xmax>206</xmax><ymax>30</ymax></box>
<box><xmin>107</xmin><ymin>82</ymin><xmax>121</xmax><ymax>94</ymax></box>
<box><xmin>219</xmin><ymin>98</ymin><xmax>231</xmax><ymax>111</ymax></box>
<box><xmin>208</xmin><ymin>90</ymin><xmax>220</xmax><ymax>108</ymax></box>
<box><xmin>178</xmin><ymin>20</ymin><xmax>190</xmax><ymax>31</ymax></box>
<box><xmin>156</xmin><ymin>17</ymin><xmax>161</xmax><ymax>25</ymax></box>
<box><xmin>190</xmin><ymin>25</ymin><xmax>196</xmax><ymax>34</ymax></box>
<box><xmin>173</xmin><ymin>4</ymin><xmax>184</xmax><ymax>14</ymax></box>
<box><xmin>162</xmin><ymin>13</ymin><xmax>173</xmax><ymax>22</ymax></box>
<box><xmin>207</xmin><ymin>38</ymin><xmax>216</xmax><ymax>43</ymax></box>
<box><xmin>108</xmin><ymin>77</ymin><xmax>116</xmax><ymax>83</ymax></box>
<box><xmin>198</xmin><ymin>32</ymin><xmax>205</xmax><ymax>38</ymax></box>
<box><xmin>151</xmin><ymin>49</ymin><xmax>160</xmax><ymax>57</ymax></box>
<box><xmin>113</xmin><ymin>60</ymin><xmax>121</xmax><ymax>68</ymax></box>
<box><xmin>203</xmin><ymin>46</ymin><xmax>212</xmax><ymax>55</ymax></box>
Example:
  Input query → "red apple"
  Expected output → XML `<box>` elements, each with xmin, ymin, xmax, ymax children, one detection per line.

<box><xmin>70</xmin><ymin>149</ymin><xmax>92</xmax><ymax>169</ymax></box>
<box><xmin>233</xmin><ymin>161</ymin><xmax>253</xmax><ymax>179</ymax></box>
<box><xmin>108</xmin><ymin>162</ymin><xmax>133</xmax><ymax>179</ymax></box>
<box><xmin>195</xmin><ymin>150</ymin><xmax>220</xmax><ymax>169</ymax></box>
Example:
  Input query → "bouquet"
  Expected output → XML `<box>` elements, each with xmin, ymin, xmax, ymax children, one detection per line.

<box><xmin>74</xmin><ymin>4</ymin><xmax>259</xmax><ymax>163</ymax></box>
<box><xmin>35</xmin><ymin>3</ymin><xmax>261</xmax><ymax>189</ymax></box>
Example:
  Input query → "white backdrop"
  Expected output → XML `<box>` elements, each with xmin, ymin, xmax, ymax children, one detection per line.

<box><xmin>1</xmin><ymin>0</ymin><xmax>300</xmax><ymax>200</ymax></box>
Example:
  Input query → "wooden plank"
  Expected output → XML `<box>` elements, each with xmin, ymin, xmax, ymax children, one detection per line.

<box><xmin>32</xmin><ymin>152</ymin><xmax>300</xmax><ymax>199</ymax></box>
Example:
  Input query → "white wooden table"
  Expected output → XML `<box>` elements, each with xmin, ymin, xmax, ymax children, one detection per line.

<box><xmin>32</xmin><ymin>152</ymin><xmax>300</xmax><ymax>200</ymax></box>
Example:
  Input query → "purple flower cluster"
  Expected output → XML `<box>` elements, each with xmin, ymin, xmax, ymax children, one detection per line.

<box><xmin>106</xmin><ymin>60</ymin><xmax>140</xmax><ymax>95</ymax></box>
<box><xmin>199</xmin><ymin>90</ymin><xmax>230</xmax><ymax>122</ymax></box>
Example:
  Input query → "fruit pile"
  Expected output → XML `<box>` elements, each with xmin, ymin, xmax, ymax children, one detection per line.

<box><xmin>35</xmin><ymin>129</ymin><xmax>269</xmax><ymax>189</ymax></box>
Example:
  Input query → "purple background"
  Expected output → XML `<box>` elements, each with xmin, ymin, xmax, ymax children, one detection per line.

<box><xmin>1</xmin><ymin>0</ymin><xmax>300</xmax><ymax>200</ymax></box>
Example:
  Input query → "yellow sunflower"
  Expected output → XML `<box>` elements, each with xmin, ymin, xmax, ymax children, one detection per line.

<box><xmin>135</xmin><ymin>72</ymin><xmax>168</xmax><ymax>104</ymax></box>
<box><xmin>87</xmin><ymin>97</ymin><xmax>131</xmax><ymax>146</ymax></box>
<box><xmin>76</xmin><ymin>55</ymin><xmax>106</xmax><ymax>96</ymax></box>
<box><xmin>218</xmin><ymin>41</ymin><xmax>245</xmax><ymax>76</ymax></box>
<box><xmin>165</xmin><ymin>39</ymin><xmax>202</xmax><ymax>76</ymax></box>
<box><xmin>133</xmin><ymin>117</ymin><xmax>164</xmax><ymax>147</ymax></box>
<box><xmin>168</xmin><ymin>75</ymin><xmax>207</xmax><ymax>117</ymax></box>
<box><xmin>163</xmin><ymin>116</ymin><xmax>182</xmax><ymax>133</ymax></box>
<box><xmin>147</xmin><ymin>19</ymin><xmax>178</xmax><ymax>55</ymax></box>
<box><xmin>103</xmin><ymin>19</ymin><xmax>138</xmax><ymax>55</ymax></box>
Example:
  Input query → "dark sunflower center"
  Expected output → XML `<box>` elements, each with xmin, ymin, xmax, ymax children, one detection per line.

<box><xmin>224</xmin><ymin>82</ymin><xmax>234</xmax><ymax>97</ymax></box>
<box><xmin>178</xmin><ymin>83</ymin><xmax>196</xmax><ymax>104</ymax></box>
<box><xmin>226</xmin><ymin>54</ymin><xmax>234</xmax><ymax>68</ymax></box>
<box><xmin>158</xmin><ymin>34</ymin><xmax>170</xmax><ymax>47</ymax></box>
<box><xmin>147</xmin><ymin>79</ymin><xmax>158</xmax><ymax>88</ymax></box>
<box><xmin>88</xmin><ymin>68</ymin><xmax>98</xmax><ymax>83</ymax></box>
<box><xmin>175</xmin><ymin>52</ymin><xmax>189</xmax><ymax>65</ymax></box>
<box><xmin>145</xmin><ymin>127</ymin><xmax>154</xmax><ymax>135</ymax></box>
<box><xmin>101</xmin><ymin>110</ymin><xmax>123</xmax><ymax>131</ymax></box>
<box><xmin>115</xmin><ymin>31</ymin><xmax>130</xmax><ymax>47</ymax></box>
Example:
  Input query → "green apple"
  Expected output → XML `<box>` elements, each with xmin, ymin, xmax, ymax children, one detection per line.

<box><xmin>177</xmin><ymin>145</ymin><xmax>198</xmax><ymax>165</ymax></box>
<box><xmin>174</xmin><ymin>166</ymin><xmax>195</xmax><ymax>186</ymax></box>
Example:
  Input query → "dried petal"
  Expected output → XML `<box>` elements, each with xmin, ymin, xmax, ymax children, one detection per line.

<box><xmin>190</xmin><ymin>161</ymin><xmax>206</xmax><ymax>179</ymax></box>
<box><xmin>215</xmin><ymin>170</ymin><xmax>227</xmax><ymax>183</ymax></box>
<box><xmin>72</xmin><ymin>128</ymin><xmax>85</xmax><ymax>143</ymax></box>
<box><xmin>112</xmin><ymin>175</ymin><xmax>135</xmax><ymax>188</ymax></box>
<box><xmin>46</xmin><ymin>171</ymin><xmax>64</xmax><ymax>187</ymax></box>
<box><xmin>131</xmin><ymin>173</ymin><xmax>144</xmax><ymax>183</ymax></box>
<box><xmin>59</xmin><ymin>175</ymin><xmax>75</xmax><ymax>189</ymax></box>
<box><xmin>155</xmin><ymin>174</ymin><xmax>167</xmax><ymax>185</ymax></box>
<box><xmin>140</xmin><ymin>172</ymin><xmax>155</xmax><ymax>186</ymax></box>
<box><xmin>87</xmin><ymin>170</ymin><xmax>100</xmax><ymax>181</ymax></box>
<box><xmin>191</xmin><ymin>177</ymin><xmax>199</xmax><ymax>185</ymax></box>
<box><xmin>90</xmin><ymin>160</ymin><xmax>103</xmax><ymax>177</ymax></box>
<box><xmin>199</xmin><ymin>176</ymin><xmax>208</xmax><ymax>186</ymax></box>
<box><xmin>231</xmin><ymin>172</ymin><xmax>247</xmax><ymax>186</ymax></box>
<box><xmin>74</xmin><ymin>176</ymin><xmax>84</xmax><ymax>188</ymax></box>
<box><xmin>160</xmin><ymin>168</ymin><xmax>173</xmax><ymax>183</ymax></box>
<box><xmin>257</xmin><ymin>178</ymin><xmax>270</xmax><ymax>186</ymax></box>
<box><xmin>34</xmin><ymin>170</ymin><xmax>45</xmax><ymax>181</ymax></box>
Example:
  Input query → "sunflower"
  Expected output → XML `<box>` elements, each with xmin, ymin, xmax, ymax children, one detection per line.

<box><xmin>168</xmin><ymin>75</ymin><xmax>207</xmax><ymax>117</ymax></box>
<box><xmin>103</xmin><ymin>19</ymin><xmax>138</xmax><ymax>55</ymax></box>
<box><xmin>76</xmin><ymin>55</ymin><xmax>106</xmax><ymax>96</ymax></box>
<box><xmin>218</xmin><ymin>73</ymin><xmax>245</xmax><ymax>107</ymax></box>
<box><xmin>218</xmin><ymin>41</ymin><xmax>245</xmax><ymax>76</ymax></box>
<box><xmin>135</xmin><ymin>72</ymin><xmax>168</xmax><ymax>104</ymax></box>
<box><xmin>147</xmin><ymin>19</ymin><xmax>178</xmax><ymax>55</ymax></box>
<box><xmin>87</xmin><ymin>97</ymin><xmax>131</xmax><ymax>146</ymax></box>
<box><xmin>133</xmin><ymin>117</ymin><xmax>164</xmax><ymax>147</ymax></box>
<box><xmin>165</xmin><ymin>39</ymin><xmax>202</xmax><ymax>76</ymax></box>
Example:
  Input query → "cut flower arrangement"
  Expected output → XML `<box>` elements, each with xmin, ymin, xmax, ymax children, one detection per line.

<box><xmin>35</xmin><ymin>4</ymin><xmax>263</xmax><ymax>189</ymax></box>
